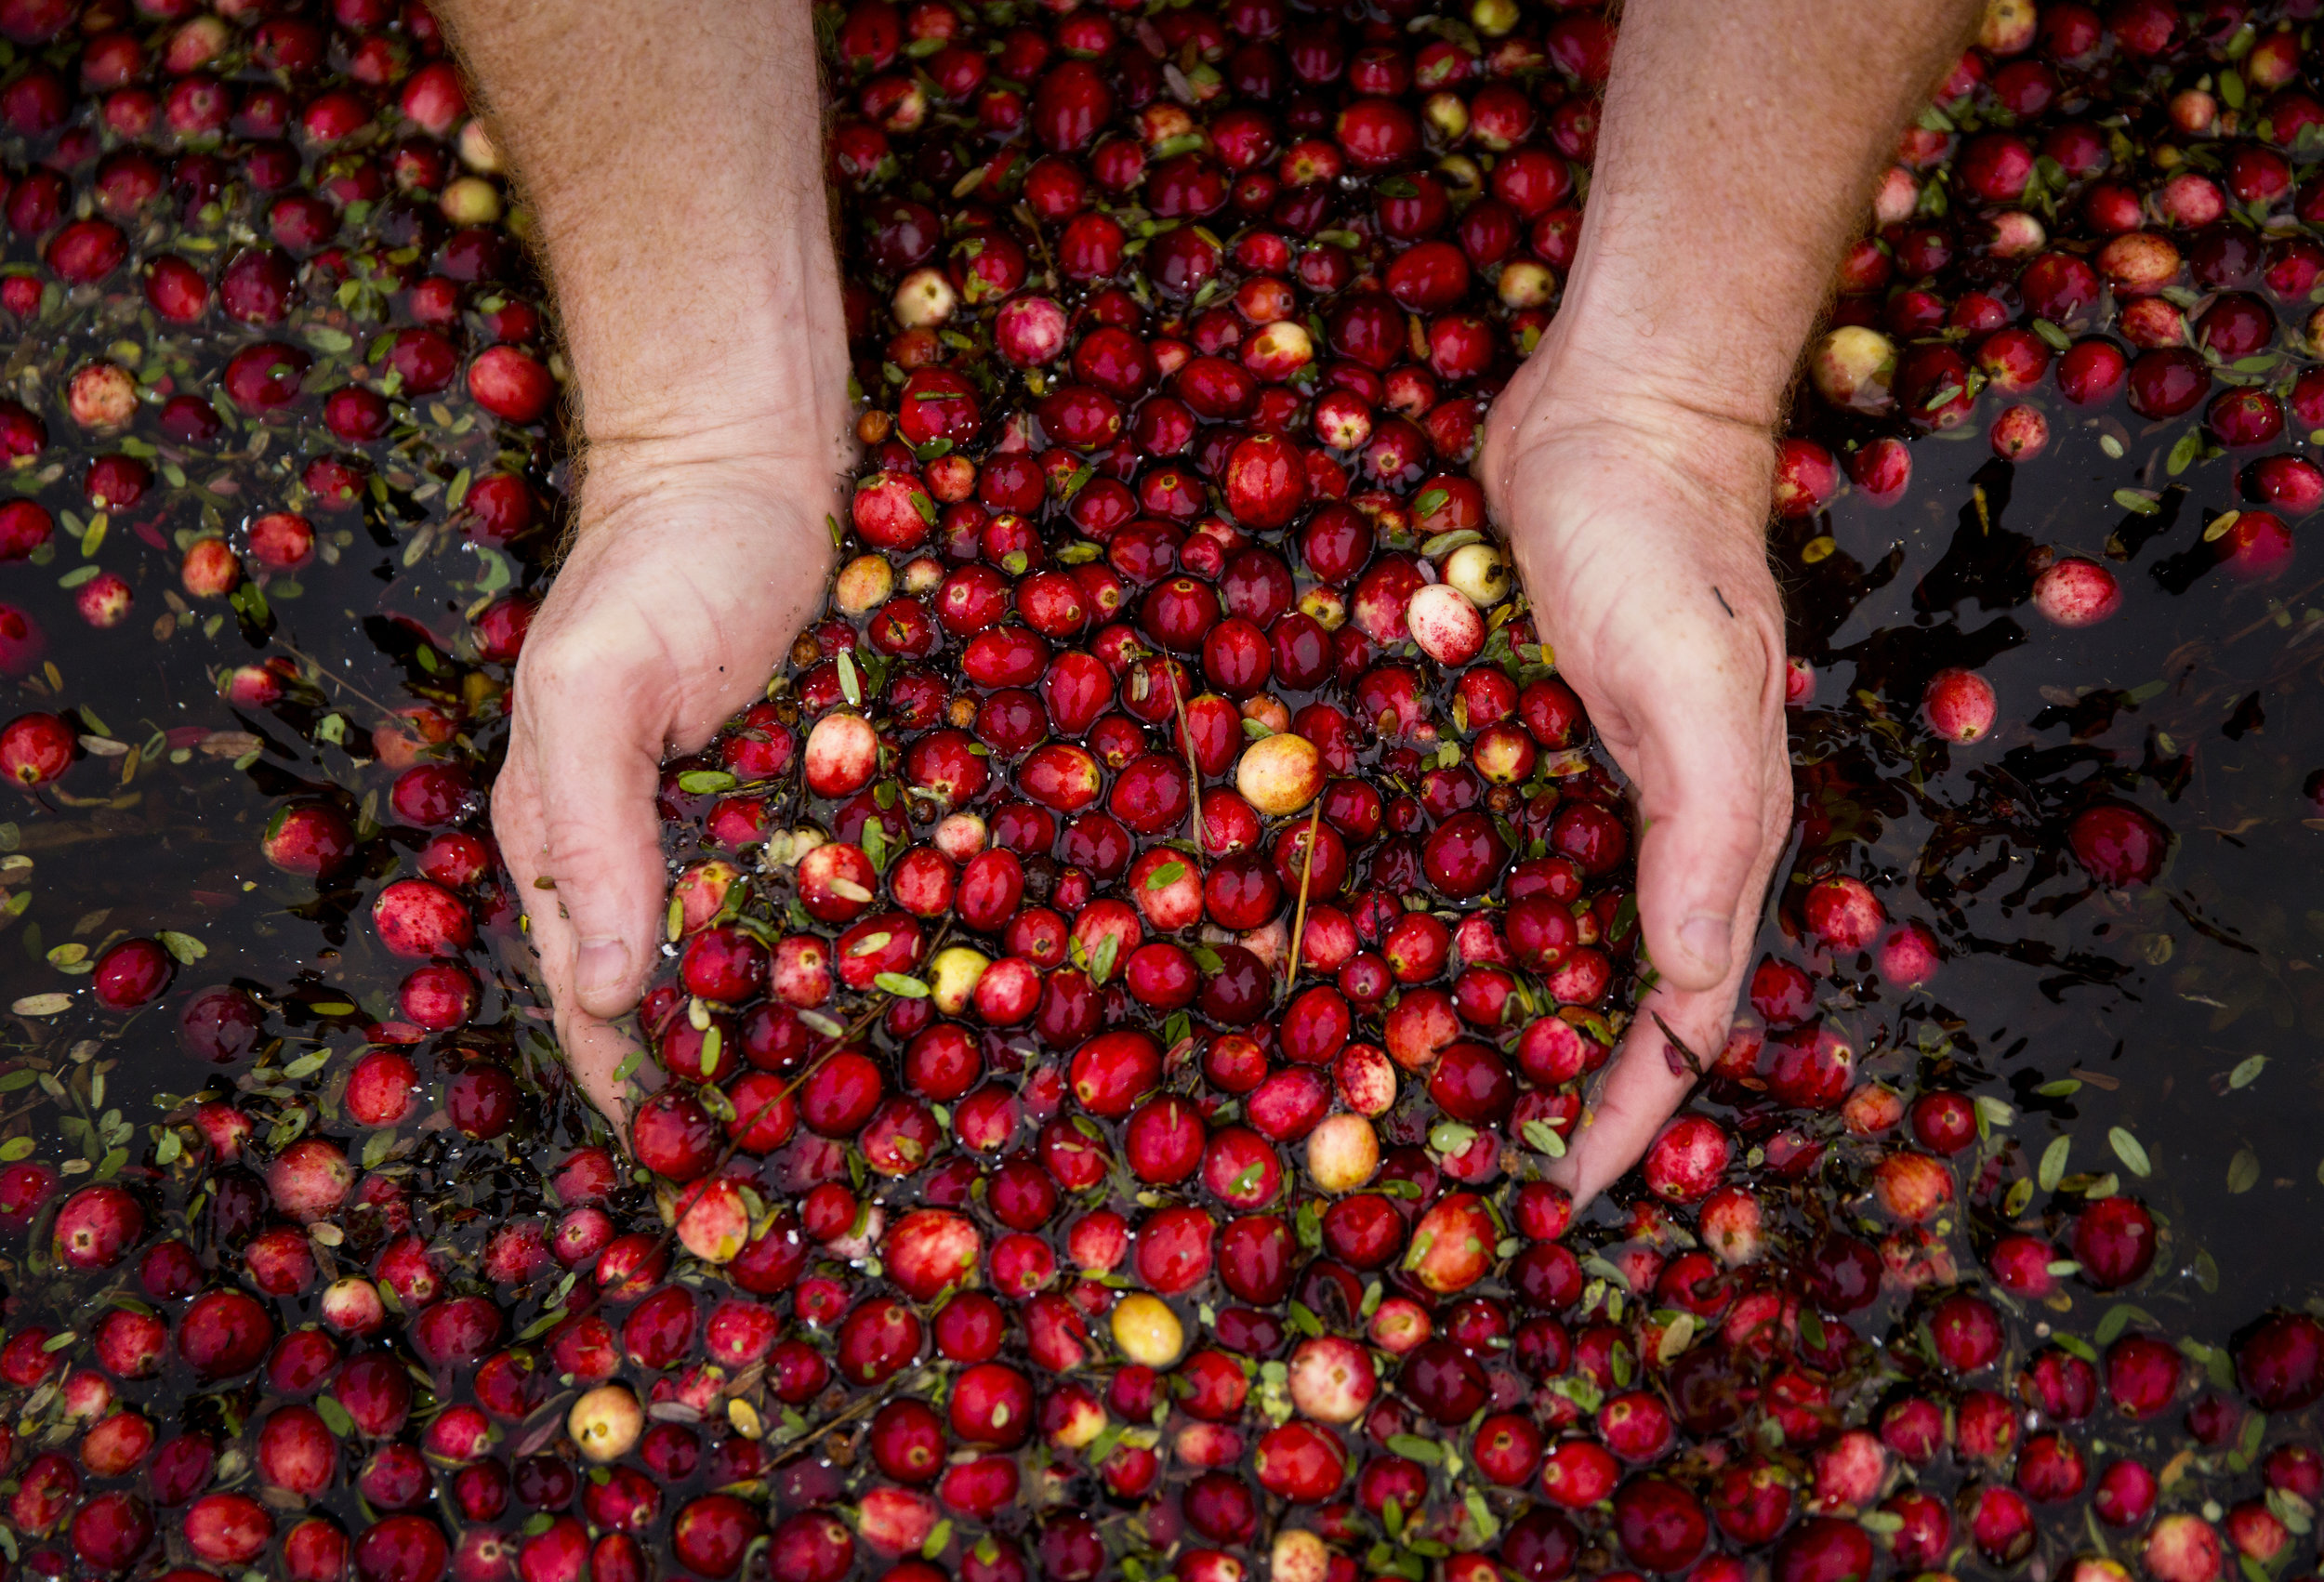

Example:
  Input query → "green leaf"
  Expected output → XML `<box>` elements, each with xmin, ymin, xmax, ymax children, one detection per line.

<box><xmin>1385</xmin><ymin>1434</ymin><xmax>1443</xmax><ymax>1465</ymax></box>
<box><xmin>2108</xmin><ymin>1126</ymin><xmax>2152</xmax><ymax>1178</ymax></box>
<box><xmin>2113</xmin><ymin>488</ymin><xmax>2162</xmax><ymax>516</ymax></box>
<box><xmin>676</xmin><ymin>770</ymin><xmax>736</xmax><ymax>796</ymax></box>
<box><xmin>1142</xmin><ymin>861</ymin><xmax>1186</xmax><ymax>890</ymax></box>
<box><xmin>837</xmin><ymin>650</ymin><xmax>862</xmax><ymax>706</ymax></box>
<box><xmin>2229</xmin><ymin>1054</ymin><xmax>2267</xmax><ymax>1089</ymax></box>
<box><xmin>922</xmin><ymin>1520</ymin><xmax>953</xmax><ymax>1561</ymax></box>
<box><xmin>303</xmin><ymin>326</ymin><xmax>355</xmax><ymax>353</ymax></box>
<box><xmin>2227</xmin><ymin>1146</ymin><xmax>2261</xmax><ymax>1194</ymax></box>
<box><xmin>1413</xmin><ymin>488</ymin><xmax>1449</xmax><ymax>520</ymax></box>
<box><xmin>2167</xmin><ymin>429</ymin><xmax>2203</xmax><ymax>476</ymax></box>
<box><xmin>316</xmin><ymin>1395</ymin><xmax>355</xmax><ymax>1437</ymax></box>
<box><xmin>1522</xmin><ymin>1119</ymin><xmax>1567</xmax><ymax>1158</ymax></box>
<box><xmin>874</xmin><ymin>972</ymin><xmax>929</xmax><ymax>998</ymax></box>
<box><xmin>2039</xmin><ymin>1135</ymin><xmax>2070</xmax><ymax>1193</ymax></box>
<box><xmin>1428</xmin><ymin>1120</ymin><xmax>1477</xmax><ymax>1155</ymax></box>
<box><xmin>1420</xmin><ymin>528</ymin><xmax>1483</xmax><ymax>558</ymax></box>
<box><xmin>282</xmin><ymin>1050</ymin><xmax>330</xmax><ymax>1081</ymax></box>
<box><xmin>2033</xmin><ymin>318</ymin><xmax>2073</xmax><ymax>351</ymax></box>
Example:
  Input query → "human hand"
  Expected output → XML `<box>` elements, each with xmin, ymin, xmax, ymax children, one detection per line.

<box><xmin>494</xmin><ymin>441</ymin><xmax>839</xmax><ymax>1130</ymax></box>
<box><xmin>1480</xmin><ymin>338</ymin><xmax>1793</xmax><ymax>1207</ymax></box>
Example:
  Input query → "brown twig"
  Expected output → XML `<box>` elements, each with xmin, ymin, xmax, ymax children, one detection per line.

<box><xmin>1164</xmin><ymin>661</ymin><xmax>1207</xmax><ymax>866</ymax></box>
<box><xmin>1652</xmin><ymin>1010</ymin><xmax>1707</xmax><ymax>1080</ymax></box>
<box><xmin>2225</xmin><ymin>574</ymin><xmax>2324</xmax><ymax>644</ymax></box>
<box><xmin>276</xmin><ymin>639</ymin><xmax>401</xmax><ymax>718</ymax></box>
<box><xmin>783</xmin><ymin>1371</ymin><xmax>906</xmax><ymax>1457</ymax></box>
<box><xmin>1280</xmin><ymin>795</ymin><xmax>1324</xmax><ymax>998</ymax></box>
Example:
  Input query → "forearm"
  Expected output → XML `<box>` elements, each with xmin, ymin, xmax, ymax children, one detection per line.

<box><xmin>435</xmin><ymin>0</ymin><xmax>852</xmax><ymax>471</ymax></box>
<box><xmin>1511</xmin><ymin>0</ymin><xmax>1976</xmax><ymax>437</ymax></box>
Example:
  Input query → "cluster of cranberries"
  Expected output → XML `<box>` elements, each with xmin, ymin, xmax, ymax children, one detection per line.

<box><xmin>1785</xmin><ymin>0</ymin><xmax>2324</xmax><ymax>758</ymax></box>
<box><xmin>0</xmin><ymin>1</ymin><xmax>2310</xmax><ymax>1582</ymax></box>
<box><xmin>598</xmin><ymin>4</ymin><xmax>2314</xmax><ymax>1582</ymax></box>
<box><xmin>0</xmin><ymin>0</ymin><xmax>545</xmax><ymax>886</ymax></box>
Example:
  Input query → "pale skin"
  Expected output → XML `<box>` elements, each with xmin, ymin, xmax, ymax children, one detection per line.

<box><xmin>441</xmin><ymin>0</ymin><xmax>1977</xmax><ymax>1206</ymax></box>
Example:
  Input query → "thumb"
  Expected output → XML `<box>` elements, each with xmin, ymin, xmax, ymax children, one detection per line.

<box><xmin>522</xmin><ymin>679</ymin><xmax>669</xmax><ymax>1022</ymax></box>
<box><xmin>1629</xmin><ymin>686</ymin><xmax>1786</xmax><ymax>995</ymax></box>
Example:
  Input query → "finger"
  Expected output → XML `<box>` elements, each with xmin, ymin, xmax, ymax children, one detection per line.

<box><xmin>490</xmin><ymin>752</ymin><xmax>570</xmax><ymax>979</ymax></box>
<box><xmin>1550</xmin><ymin>979</ymin><xmax>1735</xmax><ymax>1207</ymax></box>
<box><xmin>561</xmin><ymin>1012</ymin><xmax>643</xmax><ymax>1137</ymax></box>
<box><xmin>1550</xmin><ymin>714</ymin><xmax>1792</xmax><ymax>1208</ymax></box>
<box><xmin>519</xmin><ymin>657</ymin><xmax>671</xmax><ymax>1022</ymax></box>
<box><xmin>492</xmin><ymin>758</ymin><xmax>634</xmax><ymax>1130</ymax></box>
<box><xmin>1628</xmin><ymin>657</ymin><xmax>1789</xmax><ymax>995</ymax></box>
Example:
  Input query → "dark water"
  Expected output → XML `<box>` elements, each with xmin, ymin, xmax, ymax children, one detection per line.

<box><xmin>1782</xmin><ymin>406</ymin><xmax>2324</xmax><ymax>1333</ymax></box>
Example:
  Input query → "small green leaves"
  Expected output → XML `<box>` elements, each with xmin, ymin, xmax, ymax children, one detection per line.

<box><xmin>874</xmin><ymin>972</ymin><xmax>929</xmax><ymax>998</ymax></box>
<box><xmin>316</xmin><ymin>1395</ymin><xmax>355</xmax><ymax>1437</ymax></box>
<box><xmin>2108</xmin><ymin>1126</ymin><xmax>2152</xmax><ymax>1178</ymax></box>
<box><xmin>1428</xmin><ymin>1120</ymin><xmax>1477</xmax><ymax>1156</ymax></box>
<box><xmin>2039</xmin><ymin>1135</ymin><xmax>2070</xmax><ymax>1193</ymax></box>
<box><xmin>2227</xmin><ymin>1147</ymin><xmax>2261</xmax><ymax>1194</ymax></box>
<box><xmin>2229</xmin><ymin>1054</ymin><xmax>2267</xmax><ymax>1089</ymax></box>
<box><xmin>2113</xmin><ymin>488</ymin><xmax>2162</xmax><ymax>516</ymax></box>
<box><xmin>1522</xmin><ymin>1119</ymin><xmax>1567</xmax><ymax>1158</ymax></box>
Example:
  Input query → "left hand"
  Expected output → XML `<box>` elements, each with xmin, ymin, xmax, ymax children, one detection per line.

<box><xmin>1479</xmin><ymin>336</ymin><xmax>1795</xmax><ymax>1207</ymax></box>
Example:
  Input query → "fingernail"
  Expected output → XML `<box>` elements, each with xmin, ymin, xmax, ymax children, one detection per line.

<box><xmin>1679</xmin><ymin>914</ymin><xmax>1732</xmax><ymax>977</ymax></box>
<box><xmin>576</xmin><ymin>937</ymin><xmax>628</xmax><ymax>1000</ymax></box>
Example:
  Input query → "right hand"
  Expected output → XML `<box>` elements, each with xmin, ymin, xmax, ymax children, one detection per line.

<box><xmin>493</xmin><ymin>442</ymin><xmax>840</xmax><ymax>1130</ymax></box>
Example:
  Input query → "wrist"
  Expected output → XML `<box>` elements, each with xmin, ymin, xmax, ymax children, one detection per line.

<box><xmin>1483</xmin><ymin>335</ymin><xmax>1777</xmax><ymax>521</ymax></box>
<box><xmin>517</xmin><ymin>164</ymin><xmax>852</xmax><ymax>473</ymax></box>
<box><xmin>575</xmin><ymin>438</ymin><xmax>850</xmax><ymax>564</ymax></box>
<box><xmin>556</xmin><ymin>281</ymin><xmax>854</xmax><ymax>473</ymax></box>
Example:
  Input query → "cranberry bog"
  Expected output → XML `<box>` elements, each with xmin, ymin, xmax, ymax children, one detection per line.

<box><xmin>0</xmin><ymin>1</ymin><xmax>2319</xmax><ymax>1581</ymax></box>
